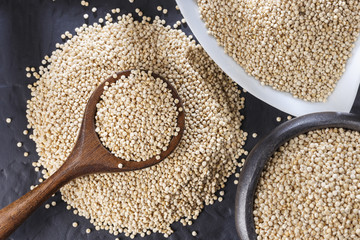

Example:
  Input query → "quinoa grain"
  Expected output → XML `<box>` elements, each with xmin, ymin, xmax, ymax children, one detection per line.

<box><xmin>255</xmin><ymin>128</ymin><xmax>360</xmax><ymax>239</ymax></box>
<box><xmin>198</xmin><ymin>0</ymin><xmax>360</xmax><ymax>102</ymax></box>
<box><xmin>95</xmin><ymin>70</ymin><xmax>178</xmax><ymax>162</ymax></box>
<box><xmin>27</xmin><ymin>13</ymin><xmax>246</xmax><ymax>237</ymax></box>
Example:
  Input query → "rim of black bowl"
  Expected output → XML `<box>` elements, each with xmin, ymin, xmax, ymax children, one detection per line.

<box><xmin>235</xmin><ymin>112</ymin><xmax>360</xmax><ymax>240</ymax></box>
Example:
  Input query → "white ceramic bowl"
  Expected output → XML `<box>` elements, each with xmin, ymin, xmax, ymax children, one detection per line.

<box><xmin>176</xmin><ymin>0</ymin><xmax>360</xmax><ymax>116</ymax></box>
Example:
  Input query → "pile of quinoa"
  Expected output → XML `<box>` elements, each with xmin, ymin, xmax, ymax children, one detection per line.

<box><xmin>198</xmin><ymin>0</ymin><xmax>360</xmax><ymax>102</ymax></box>
<box><xmin>26</xmin><ymin>13</ymin><xmax>247</xmax><ymax>237</ymax></box>
<box><xmin>95</xmin><ymin>69</ymin><xmax>179</xmax><ymax>162</ymax></box>
<box><xmin>254</xmin><ymin>128</ymin><xmax>360</xmax><ymax>239</ymax></box>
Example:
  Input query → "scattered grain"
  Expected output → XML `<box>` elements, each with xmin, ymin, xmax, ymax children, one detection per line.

<box><xmin>27</xmin><ymin>13</ymin><xmax>246</xmax><ymax>237</ymax></box>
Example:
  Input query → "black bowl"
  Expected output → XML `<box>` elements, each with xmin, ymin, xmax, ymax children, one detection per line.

<box><xmin>235</xmin><ymin>112</ymin><xmax>360</xmax><ymax>240</ymax></box>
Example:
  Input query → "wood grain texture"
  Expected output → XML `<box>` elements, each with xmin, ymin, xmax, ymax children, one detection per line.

<box><xmin>0</xmin><ymin>70</ymin><xmax>185</xmax><ymax>240</ymax></box>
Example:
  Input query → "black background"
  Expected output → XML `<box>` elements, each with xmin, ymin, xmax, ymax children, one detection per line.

<box><xmin>0</xmin><ymin>0</ymin><xmax>359</xmax><ymax>239</ymax></box>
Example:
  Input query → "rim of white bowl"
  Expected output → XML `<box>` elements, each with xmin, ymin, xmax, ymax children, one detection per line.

<box><xmin>176</xmin><ymin>0</ymin><xmax>360</xmax><ymax>116</ymax></box>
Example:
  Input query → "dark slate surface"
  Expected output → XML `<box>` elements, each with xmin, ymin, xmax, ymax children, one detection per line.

<box><xmin>0</xmin><ymin>0</ymin><xmax>359</xmax><ymax>240</ymax></box>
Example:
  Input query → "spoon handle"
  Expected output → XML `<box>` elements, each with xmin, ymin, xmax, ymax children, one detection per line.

<box><xmin>0</xmin><ymin>164</ymin><xmax>74</xmax><ymax>240</ymax></box>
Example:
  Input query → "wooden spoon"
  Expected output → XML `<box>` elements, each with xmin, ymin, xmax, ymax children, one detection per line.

<box><xmin>0</xmin><ymin>70</ymin><xmax>185</xmax><ymax>240</ymax></box>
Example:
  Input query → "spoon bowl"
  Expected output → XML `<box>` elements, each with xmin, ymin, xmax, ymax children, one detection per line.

<box><xmin>72</xmin><ymin>69</ymin><xmax>185</xmax><ymax>173</ymax></box>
